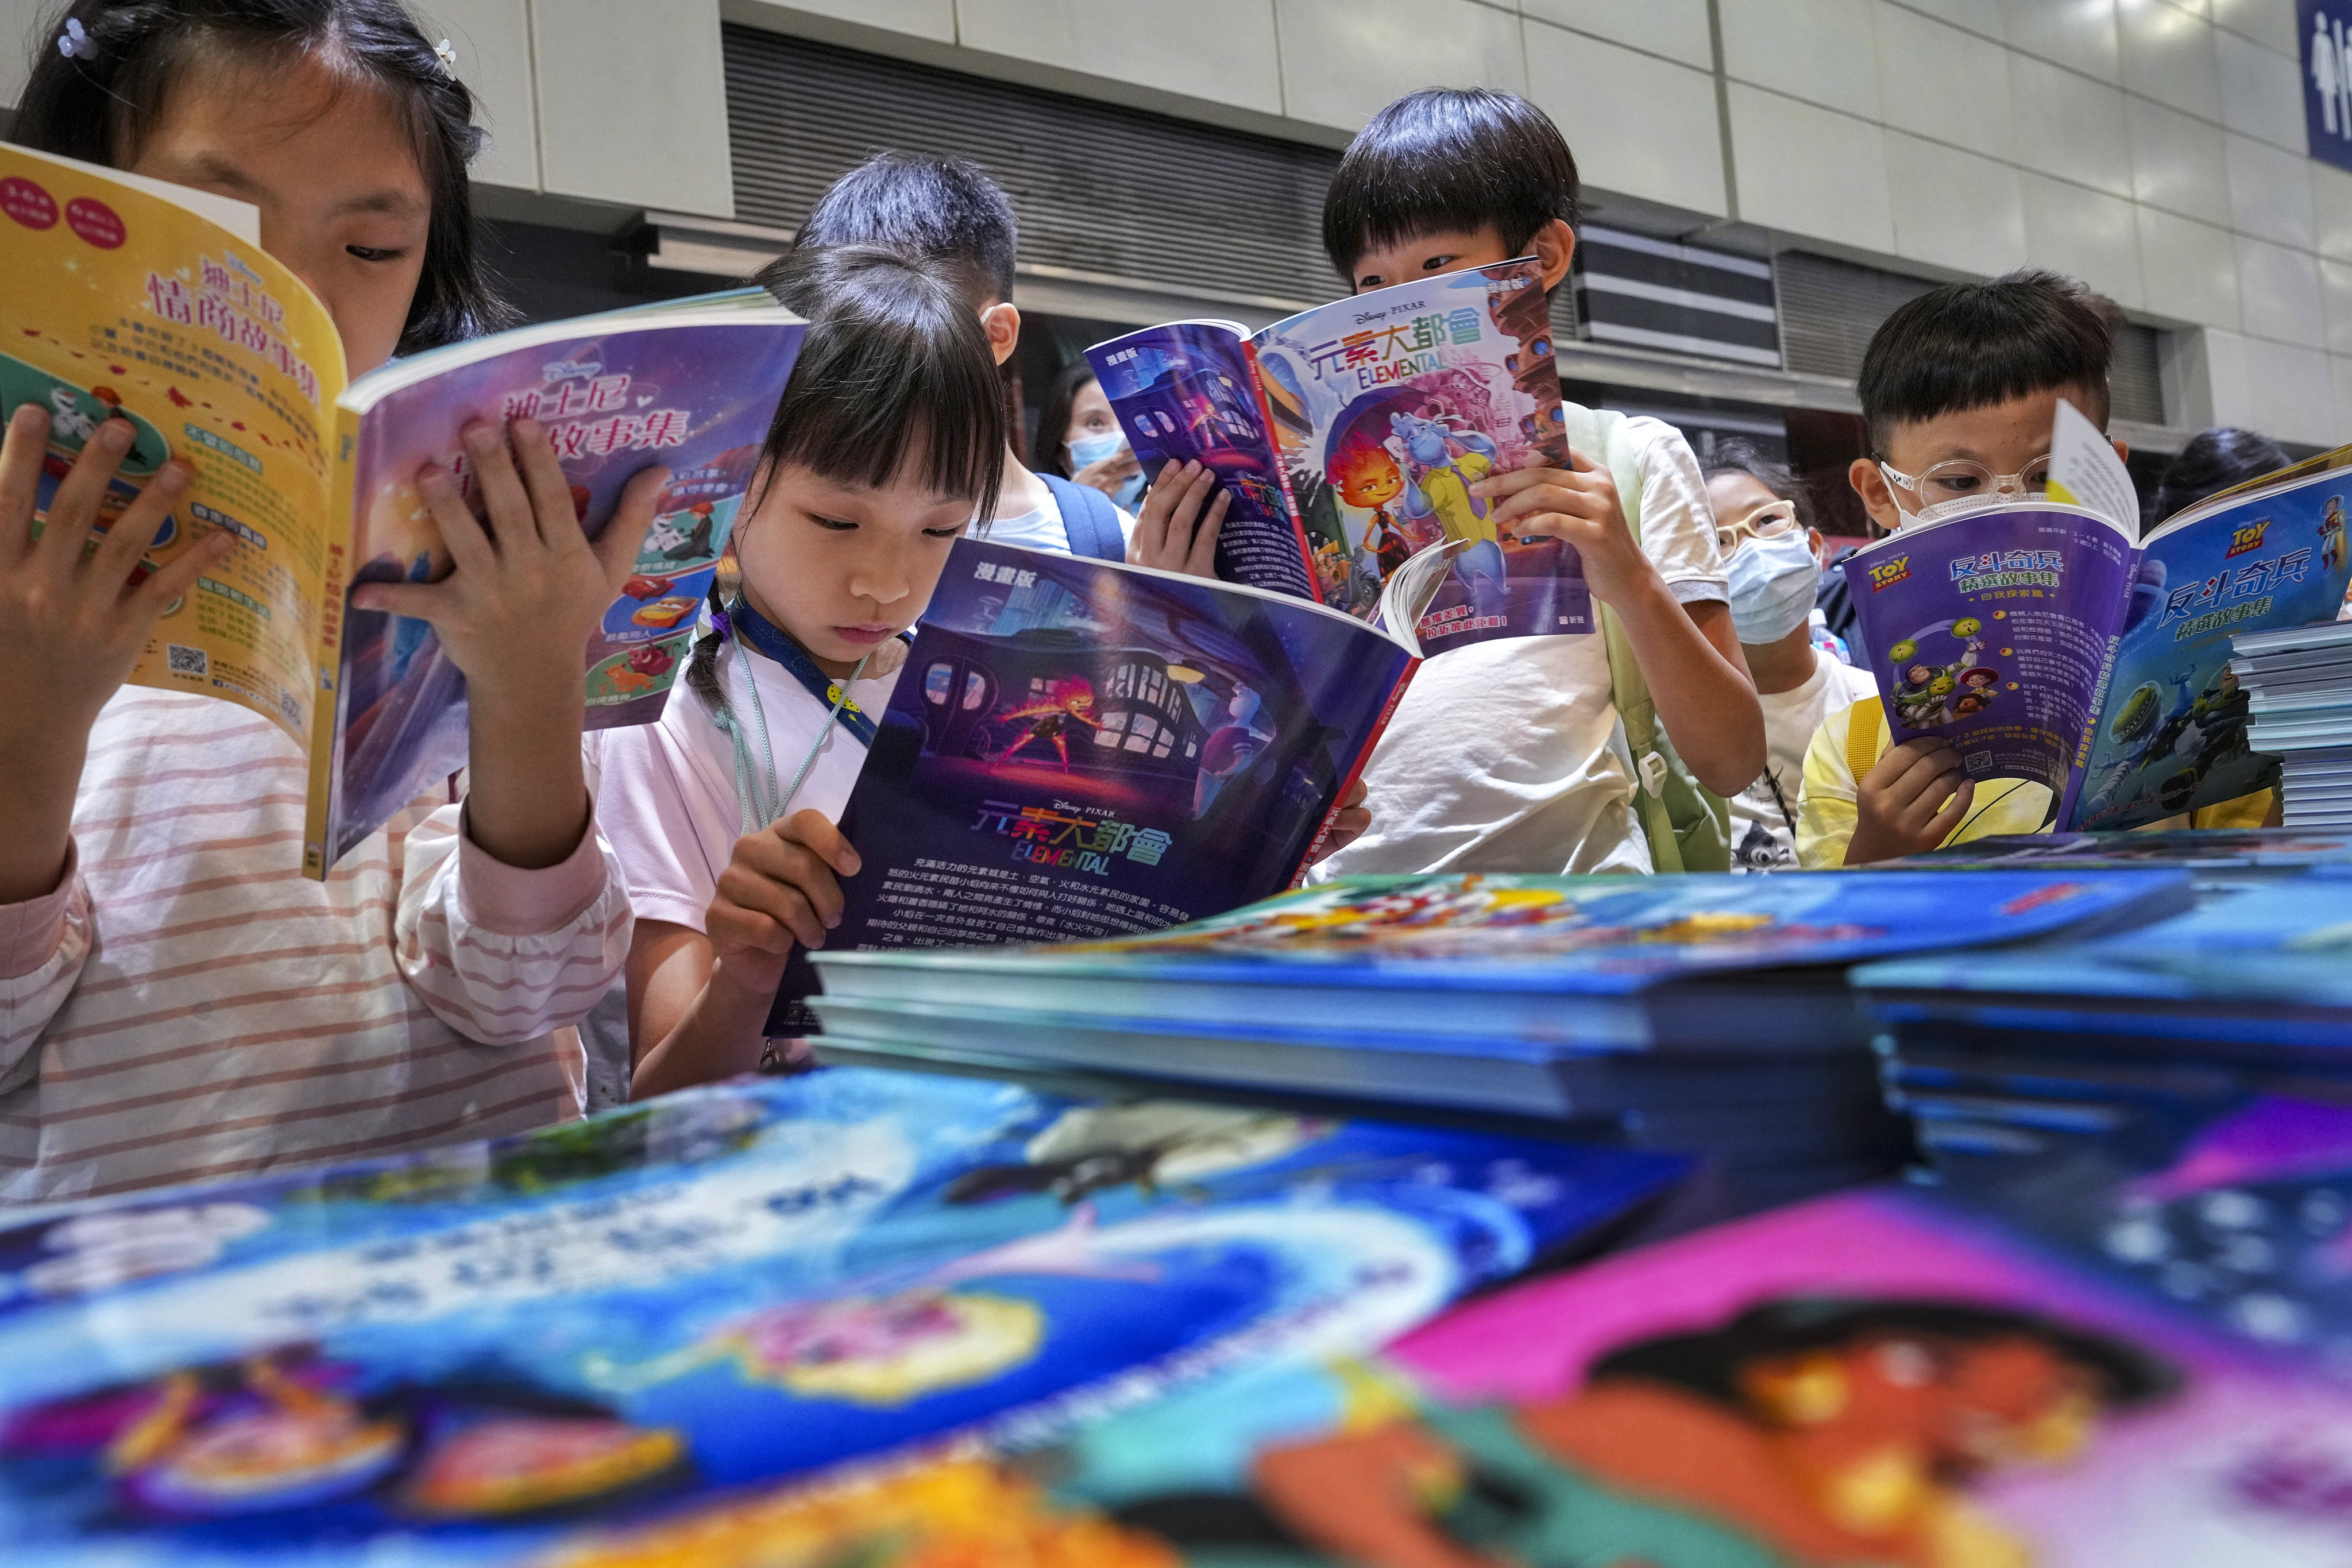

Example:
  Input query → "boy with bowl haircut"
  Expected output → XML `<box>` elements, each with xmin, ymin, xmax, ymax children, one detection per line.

<box><xmin>1314</xmin><ymin>88</ymin><xmax>1763</xmax><ymax>878</ymax></box>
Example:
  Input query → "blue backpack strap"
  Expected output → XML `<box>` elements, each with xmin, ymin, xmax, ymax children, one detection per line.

<box><xmin>1040</xmin><ymin>473</ymin><xmax>1126</xmax><ymax>561</ymax></box>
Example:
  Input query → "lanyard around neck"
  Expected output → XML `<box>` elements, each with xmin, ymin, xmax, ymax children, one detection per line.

<box><xmin>709</xmin><ymin>601</ymin><xmax>876</xmax><ymax>834</ymax></box>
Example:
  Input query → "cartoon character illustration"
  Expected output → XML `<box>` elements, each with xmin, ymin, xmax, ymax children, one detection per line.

<box><xmin>1195</xmin><ymin>684</ymin><xmax>1271</xmax><ymax>816</ymax></box>
<box><xmin>629</xmin><ymin>596</ymin><xmax>698</xmax><ymax>629</ymax></box>
<box><xmin>1334</xmin><ymin>443</ymin><xmax>1414</xmax><ymax>582</ymax></box>
<box><xmin>645</xmin><ymin>501</ymin><xmax>718</xmax><ymax>565</ymax></box>
<box><xmin>947</xmin><ymin>1103</ymin><xmax>1329</xmax><ymax>1204</ymax></box>
<box><xmin>399</xmin><ymin>1414</ymin><xmax>683</xmax><ymax>1518</ymax></box>
<box><xmin>1241</xmin><ymin>1296</ymin><xmax>2176</xmax><ymax>1568</ymax></box>
<box><xmin>1391</xmin><ymin>411</ymin><xmax>1504</xmax><ymax>617</ymax></box>
<box><xmin>102</xmin><ymin>1355</ymin><xmax>408</xmax><ymax>1516</ymax></box>
<box><xmin>48</xmin><ymin>382</ymin><xmax>99</xmax><ymax>443</ymax></box>
<box><xmin>604</xmin><ymin>640</ymin><xmax>678</xmax><ymax>697</ymax></box>
<box><xmin>2323</xmin><ymin>496</ymin><xmax>2346</xmax><ymax>571</ymax></box>
<box><xmin>993</xmin><ymin>678</ymin><xmax>1102</xmax><ymax>771</ymax></box>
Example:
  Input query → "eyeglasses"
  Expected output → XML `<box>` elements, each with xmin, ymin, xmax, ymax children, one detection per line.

<box><xmin>1714</xmin><ymin>499</ymin><xmax>1801</xmax><ymax>554</ymax></box>
<box><xmin>1878</xmin><ymin>454</ymin><xmax>2053</xmax><ymax>509</ymax></box>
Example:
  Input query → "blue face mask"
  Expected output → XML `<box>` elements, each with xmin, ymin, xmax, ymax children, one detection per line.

<box><xmin>1725</xmin><ymin>527</ymin><xmax>1821</xmax><ymax>644</ymax></box>
<box><xmin>1068</xmin><ymin>430</ymin><xmax>1145</xmax><ymax>510</ymax></box>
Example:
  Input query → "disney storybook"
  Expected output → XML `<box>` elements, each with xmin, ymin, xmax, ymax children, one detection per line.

<box><xmin>1086</xmin><ymin>258</ymin><xmax>1583</xmax><ymax>648</ymax></box>
<box><xmin>436</xmin><ymin>1187</ymin><xmax>2352</xmax><ymax>1567</ymax></box>
<box><xmin>0</xmin><ymin>144</ymin><xmax>804</xmax><ymax>876</ymax></box>
<box><xmin>0</xmin><ymin>1067</ymin><xmax>1691</xmax><ymax>1565</ymax></box>
<box><xmin>1840</xmin><ymin>403</ymin><xmax>2352</xmax><ymax>832</ymax></box>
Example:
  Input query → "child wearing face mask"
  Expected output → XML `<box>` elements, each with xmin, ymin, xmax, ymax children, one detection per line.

<box><xmin>1038</xmin><ymin>360</ymin><xmax>1146</xmax><ymax>512</ymax></box>
<box><xmin>1705</xmin><ymin>447</ymin><xmax>1878</xmax><ymax>872</ymax></box>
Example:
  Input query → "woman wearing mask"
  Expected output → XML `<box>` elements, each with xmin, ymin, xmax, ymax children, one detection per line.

<box><xmin>1706</xmin><ymin>446</ymin><xmax>1879</xmax><ymax>872</ymax></box>
<box><xmin>1035</xmin><ymin>360</ymin><xmax>1146</xmax><ymax>511</ymax></box>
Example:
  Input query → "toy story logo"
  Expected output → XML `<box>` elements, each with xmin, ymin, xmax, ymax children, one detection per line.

<box><xmin>144</xmin><ymin>253</ymin><xmax>319</xmax><ymax>403</ymax></box>
<box><xmin>972</xmin><ymin>800</ymin><xmax>1173</xmax><ymax>877</ymax></box>
<box><xmin>2226</xmin><ymin>517</ymin><xmax>2272</xmax><ymax>558</ymax></box>
<box><xmin>497</xmin><ymin>358</ymin><xmax>694</xmax><ymax>460</ymax></box>
<box><xmin>1866</xmin><ymin>554</ymin><xmax>1912</xmax><ymax>591</ymax></box>
<box><xmin>1949</xmin><ymin>548</ymin><xmax>2063</xmax><ymax>596</ymax></box>
<box><xmin>2160</xmin><ymin>547</ymin><xmax>2313</xmax><ymax>640</ymax></box>
<box><xmin>1305</xmin><ymin>304</ymin><xmax>1496</xmax><ymax>392</ymax></box>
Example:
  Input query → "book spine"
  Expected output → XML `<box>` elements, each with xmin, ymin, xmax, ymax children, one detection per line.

<box><xmin>2057</xmin><ymin>623</ymin><xmax>2126</xmax><ymax>831</ymax></box>
<box><xmin>1289</xmin><ymin>651</ymin><xmax>1420</xmax><ymax>886</ymax></box>
<box><xmin>1240</xmin><ymin>338</ymin><xmax>1323</xmax><ymax>607</ymax></box>
<box><xmin>302</xmin><ymin>407</ymin><xmax>361</xmax><ymax>881</ymax></box>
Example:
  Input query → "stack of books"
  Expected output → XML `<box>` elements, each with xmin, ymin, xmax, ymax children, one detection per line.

<box><xmin>2233</xmin><ymin>619</ymin><xmax>2352</xmax><ymax>829</ymax></box>
<box><xmin>807</xmin><ymin>869</ymin><xmax>2195</xmax><ymax>1202</ymax></box>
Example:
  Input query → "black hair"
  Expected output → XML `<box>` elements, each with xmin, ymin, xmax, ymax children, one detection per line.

<box><xmin>683</xmin><ymin>244</ymin><xmax>1005</xmax><ymax>713</ymax></box>
<box><xmin>1589</xmin><ymin>1296</ymin><xmax>2177</xmax><ymax>1413</ymax></box>
<box><xmin>1030</xmin><ymin>358</ymin><xmax>1099</xmax><ymax>481</ymax></box>
<box><xmin>793</xmin><ymin>152</ymin><xmax>1017</xmax><ymax>312</ymax></box>
<box><xmin>2152</xmin><ymin>426</ymin><xmax>2291</xmax><ymax>525</ymax></box>
<box><xmin>1703</xmin><ymin>439</ymin><xmax>1816</xmax><ymax>532</ymax></box>
<box><xmin>1857</xmin><ymin>269</ymin><xmax>2111</xmax><ymax>455</ymax></box>
<box><xmin>11</xmin><ymin>0</ymin><xmax>515</xmax><ymax>356</ymax></box>
<box><xmin>1322</xmin><ymin>87</ymin><xmax>1580</xmax><ymax>284</ymax></box>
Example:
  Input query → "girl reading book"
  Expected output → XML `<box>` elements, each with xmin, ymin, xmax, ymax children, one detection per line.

<box><xmin>0</xmin><ymin>0</ymin><xmax>654</xmax><ymax>1199</ymax></box>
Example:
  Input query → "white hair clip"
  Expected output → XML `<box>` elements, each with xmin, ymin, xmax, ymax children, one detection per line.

<box><xmin>57</xmin><ymin>18</ymin><xmax>96</xmax><ymax>61</ymax></box>
<box><xmin>431</xmin><ymin>37</ymin><xmax>457</xmax><ymax>77</ymax></box>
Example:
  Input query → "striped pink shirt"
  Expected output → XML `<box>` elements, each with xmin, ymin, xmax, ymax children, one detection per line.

<box><xmin>0</xmin><ymin>689</ymin><xmax>632</xmax><ymax>1203</ymax></box>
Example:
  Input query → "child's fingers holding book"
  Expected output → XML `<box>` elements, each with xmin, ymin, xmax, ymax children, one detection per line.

<box><xmin>711</xmin><ymin>812</ymin><xmax>861</xmax><ymax>956</ymax></box>
<box><xmin>1849</xmin><ymin>737</ymin><xmax>1973</xmax><ymax>862</ymax></box>
<box><xmin>1130</xmin><ymin>460</ymin><xmax>1225</xmax><ymax>578</ymax></box>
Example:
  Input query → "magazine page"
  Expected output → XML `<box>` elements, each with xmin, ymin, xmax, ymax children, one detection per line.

<box><xmin>1250</xmin><ymin>258</ymin><xmax>1585</xmax><ymax>646</ymax></box>
<box><xmin>318</xmin><ymin>311</ymin><xmax>804</xmax><ymax>870</ymax></box>
<box><xmin>2069</xmin><ymin>470</ymin><xmax>2352</xmax><ymax>832</ymax></box>
<box><xmin>0</xmin><ymin>1068</ymin><xmax>1689</xmax><ymax>1565</ymax></box>
<box><xmin>1840</xmin><ymin>503</ymin><xmax>2136</xmax><ymax>822</ymax></box>
<box><xmin>819</xmin><ymin>539</ymin><xmax>1416</xmax><ymax>958</ymax></box>
<box><xmin>1</xmin><ymin>142</ymin><xmax>346</xmax><ymax>748</ymax></box>
<box><xmin>1084</xmin><ymin>321</ymin><xmax>1315</xmax><ymax>598</ymax></box>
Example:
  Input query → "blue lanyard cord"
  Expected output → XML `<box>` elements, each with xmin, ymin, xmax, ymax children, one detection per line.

<box><xmin>709</xmin><ymin>608</ymin><xmax>872</xmax><ymax>833</ymax></box>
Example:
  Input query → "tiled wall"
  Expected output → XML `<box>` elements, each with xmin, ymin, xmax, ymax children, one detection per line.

<box><xmin>1</xmin><ymin>0</ymin><xmax>2338</xmax><ymax>445</ymax></box>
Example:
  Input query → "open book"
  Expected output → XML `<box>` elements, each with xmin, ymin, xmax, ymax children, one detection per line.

<box><xmin>1085</xmin><ymin>258</ymin><xmax>1586</xmax><ymax>649</ymax></box>
<box><xmin>768</xmin><ymin>536</ymin><xmax>1448</xmax><ymax>1034</ymax></box>
<box><xmin>1</xmin><ymin>144</ymin><xmax>804</xmax><ymax>876</ymax></box>
<box><xmin>1840</xmin><ymin>405</ymin><xmax>2352</xmax><ymax>831</ymax></box>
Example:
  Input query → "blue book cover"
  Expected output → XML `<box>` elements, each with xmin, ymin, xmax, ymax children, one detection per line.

<box><xmin>0</xmin><ymin>1067</ymin><xmax>1685</xmax><ymax>1563</ymax></box>
<box><xmin>815</xmin><ymin>868</ymin><xmax>2193</xmax><ymax>998</ymax></box>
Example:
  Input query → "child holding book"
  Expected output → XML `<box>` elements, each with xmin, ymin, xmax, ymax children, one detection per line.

<box><xmin>791</xmin><ymin>152</ymin><xmax>1229</xmax><ymax>578</ymax></box>
<box><xmin>1310</xmin><ymin>89</ymin><xmax>1763</xmax><ymax>878</ymax></box>
<box><xmin>1795</xmin><ymin>271</ymin><xmax>2274</xmax><ymax>866</ymax></box>
<box><xmin>0</xmin><ymin>0</ymin><xmax>651</xmax><ymax>1199</ymax></box>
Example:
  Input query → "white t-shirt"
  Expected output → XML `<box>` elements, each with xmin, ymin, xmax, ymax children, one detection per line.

<box><xmin>1316</xmin><ymin>415</ymin><xmax>1729</xmax><ymax>878</ymax></box>
<box><xmin>983</xmin><ymin>486</ymin><xmax>1138</xmax><ymax>555</ymax></box>
<box><xmin>1728</xmin><ymin>648</ymin><xmax>1881</xmax><ymax>872</ymax></box>
<box><xmin>586</xmin><ymin>634</ymin><xmax>902</xmax><ymax>933</ymax></box>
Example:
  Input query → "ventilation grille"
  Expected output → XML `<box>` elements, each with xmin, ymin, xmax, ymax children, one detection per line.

<box><xmin>723</xmin><ymin>26</ymin><xmax>1343</xmax><ymax>314</ymax></box>
<box><xmin>2108</xmin><ymin>323</ymin><xmax>2164</xmax><ymax>426</ymax></box>
<box><xmin>1571</xmin><ymin>225</ymin><xmax>1779</xmax><ymax>368</ymax></box>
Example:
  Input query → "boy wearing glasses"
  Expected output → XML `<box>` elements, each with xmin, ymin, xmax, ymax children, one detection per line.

<box><xmin>1794</xmin><ymin>271</ymin><xmax>2269</xmax><ymax>866</ymax></box>
<box><xmin>1704</xmin><ymin>446</ymin><xmax>1878</xmax><ymax>871</ymax></box>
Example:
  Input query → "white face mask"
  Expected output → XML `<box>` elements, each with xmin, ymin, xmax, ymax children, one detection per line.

<box><xmin>1725</xmin><ymin>527</ymin><xmax>1821</xmax><ymax>644</ymax></box>
<box><xmin>1067</xmin><ymin>430</ymin><xmax>1145</xmax><ymax>509</ymax></box>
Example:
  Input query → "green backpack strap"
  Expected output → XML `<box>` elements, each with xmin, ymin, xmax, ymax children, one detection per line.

<box><xmin>1559</xmin><ymin>405</ymin><xmax>1732</xmax><ymax>876</ymax></box>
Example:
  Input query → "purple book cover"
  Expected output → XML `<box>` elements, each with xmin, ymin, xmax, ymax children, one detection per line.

<box><xmin>326</xmin><ymin>311</ymin><xmax>802</xmax><ymax>867</ymax></box>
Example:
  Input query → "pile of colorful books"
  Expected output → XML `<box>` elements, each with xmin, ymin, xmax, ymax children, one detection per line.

<box><xmin>2233</xmin><ymin>619</ymin><xmax>2352</xmax><ymax>829</ymax></box>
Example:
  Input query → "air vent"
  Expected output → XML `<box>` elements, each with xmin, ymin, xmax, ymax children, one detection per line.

<box><xmin>722</xmin><ymin>26</ymin><xmax>1343</xmax><ymax>318</ymax></box>
<box><xmin>1571</xmin><ymin>226</ymin><xmax>1779</xmax><ymax>368</ymax></box>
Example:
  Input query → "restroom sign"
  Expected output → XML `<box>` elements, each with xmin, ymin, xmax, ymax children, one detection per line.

<box><xmin>2305</xmin><ymin>1</ymin><xmax>2352</xmax><ymax>173</ymax></box>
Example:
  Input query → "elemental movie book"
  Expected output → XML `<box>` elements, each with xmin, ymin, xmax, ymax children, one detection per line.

<box><xmin>0</xmin><ymin>142</ymin><xmax>804</xmax><ymax>875</ymax></box>
<box><xmin>0</xmin><ymin>1068</ymin><xmax>1689</xmax><ymax>1565</ymax></box>
<box><xmin>1087</xmin><ymin>259</ymin><xmax>1582</xmax><ymax>649</ymax></box>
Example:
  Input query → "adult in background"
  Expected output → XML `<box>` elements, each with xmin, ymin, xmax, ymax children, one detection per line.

<box><xmin>1033</xmin><ymin>360</ymin><xmax>1146</xmax><ymax>511</ymax></box>
<box><xmin>2148</xmin><ymin>427</ymin><xmax>2289</xmax><ymax>531</ymax></box>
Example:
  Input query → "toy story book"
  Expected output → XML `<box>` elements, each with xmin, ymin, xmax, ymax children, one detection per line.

<box><xmin>808</xmin><ymin>867</ymin><xmax>2195</xmax><ymax>1056</ymax></box>
<box><xmin>459</xmin><ymin>1187</ymin><xmax>2352</xmax><ymax>1567</ymax></box>
<box><xmin>0</xmin><ymin>1065</ymin><xmax>1691</xmax><ymax>1564</ymax></box>
<box><xmin>1086</xmin><ymin>258</ymin><xmax>1582</xmax><ymax>648</ymax></box>
<box><xmin>0</xmin><ymin>144</ymin><xmax>803</xmax><ymax>877</ymax></box>
<box><xmin>772</xmin><ymin>536</ymin><xmax>1451</xmax><ymax>1034</ymax></box>
<box><xmin>1840</xmin><ymin>407</ymin><xmax>2352</xmax><ymax>833</ymax></box>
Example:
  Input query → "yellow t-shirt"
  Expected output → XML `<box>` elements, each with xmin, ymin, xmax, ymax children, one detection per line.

<box><xmin>1795</xmin><ymin>698</ymin><xmax>2276</xmax><ymax>868</ymax></box>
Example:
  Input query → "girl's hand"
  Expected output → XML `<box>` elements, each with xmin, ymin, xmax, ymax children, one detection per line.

<box><xmin>0</xmin><ymin>406</ymin><xmax>232</xmax><ymax>904</ymax></box>
<box><xmin>348</xmin><ymin>417</ymin><xmax>666</xmax><ymax>869</ymax></box>
<box><xmin>1071</xmin><ymin>445</ymin><xmax>1142</xmax><ymax>497</ymax></box>
<box><xmin>1310</xmin><ymin>778</ymin><xmax>1370</xmax><ymax>863</ymax></box>
<box><xmin>1470</xmin><ymin>449</ymin><xmax>1654</xmax><ymax>607</ymax></box>
<box><xmin>1129</xmin><ymin>459</ymin><xmax>1227</xmax><ymax>578</ymax></box>
<box><xmin>705</xmin><ymin>809</ymin><xmax>861</xmax><ymax>996</ymax></box>
<box><xmin>1845</xmin><ymin>736</ymin><xmax>1973</xmax><ymax>865</ymax></box>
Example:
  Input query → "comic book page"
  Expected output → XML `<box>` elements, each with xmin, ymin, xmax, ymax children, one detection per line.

<box><xmin>318</xmin><ymin>312</ymin><xmax>803</xmax><ymax>870</ymax></box>
<box><xmin>0</xmin><ymin>1067</ymin><xmax>1688</xmax><ymax>1565</ymax></box>
<box><xmin>1249</xmin><ymin>258</ymin><xmax>1585</xmax><ymax>646</ymax></box>
<box><xmin>2069</xmin><ymin>470</ymin><xmax>2352</xmax><ymax>832</ymax></box>
<box><xmin>1840</xmin><ymin>504</ymin><xmax>2136</xmax><ymax>821</ymax></box>
<box><xmin>1086</xmin><ymin>322</ymin><xmax>1316</xmax><ymax>600</ymax></box>
<box><xmin>0</xmin><ymin>143</ymin><xmax>345</xmax><ymax>747</ymax></box>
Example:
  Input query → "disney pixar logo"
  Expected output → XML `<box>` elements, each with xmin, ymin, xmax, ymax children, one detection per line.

<box><xmin>2226</xmin><ymin>518</ymin><xmax>2270</xmax><ymax>558</ymax></box>
<box><xmin>1866</xmin><ymin>555</ymin><xmax>1912</xmax><ymax>591</ymax></box>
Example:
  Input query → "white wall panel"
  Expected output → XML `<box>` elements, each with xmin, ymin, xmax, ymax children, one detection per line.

<box><xmin>1275</xmin><ymin>0</ymin><xmax>1523</xmax><ymax>130</ymax></box>
<box><xmin>1728</xmin><ymin>84</ymin><xmax>1894</xmax><ymax>252</ymax></box>
<box><xmin>960</xmin><ymin>0</ymin><xmax>1283</xmax><ymax>117</ymax></box>
<box><xmin>1525</xmin><ymin>22</ymin><xmax>1728</xmax><ymax>218</ymax></box>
